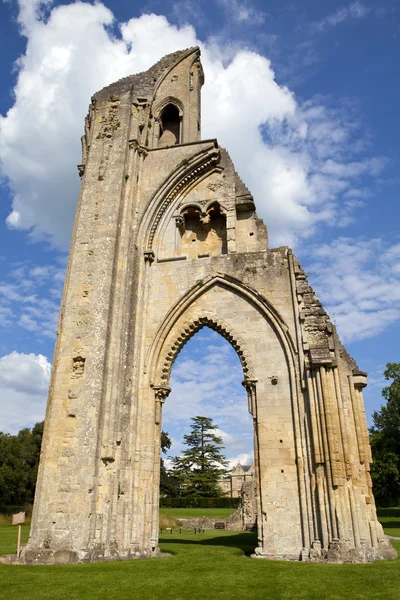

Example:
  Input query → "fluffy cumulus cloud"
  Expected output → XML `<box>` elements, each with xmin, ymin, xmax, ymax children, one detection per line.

<box><xmin>0</xmin><ymin>1</ymin><xmax>385</xmax><ymax>249</ymax></box>
<box><xmin>306</xmin><ymin>238</ymin><xmax>400</xmax><ymax>342</ymax></box>
<box><xmin>0</xmin><ymin>350</ymin><xmax>51</xmax><ymax>432</ymax></box>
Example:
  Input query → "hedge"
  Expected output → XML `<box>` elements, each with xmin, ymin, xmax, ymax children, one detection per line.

<box><xmin>160</xmin><ymin>497</ymin><xmax>240</xmax><ymax>508</ymax></box>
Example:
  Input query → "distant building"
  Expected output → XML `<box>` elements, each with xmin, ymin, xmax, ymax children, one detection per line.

<box><xmin>220</xmin><ymin>462</ymin><xmax>255</xmax><ymax>498</ymax></box>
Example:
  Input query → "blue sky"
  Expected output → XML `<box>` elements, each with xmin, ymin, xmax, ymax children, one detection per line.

<box><xmin>0</xmin><ymin>0</ymin><xmax>399</xmax><ymax>465</ymax></box>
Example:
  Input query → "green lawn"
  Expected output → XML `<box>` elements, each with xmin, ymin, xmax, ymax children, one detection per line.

<box><xmin>0</xmin><ymin>527</ymin><xmax>399</xmax><ymax>600</ymax></box>
<box><xmin>0</xmin><ymin>524</ymin><xmax>29</xmax><ymax>556</ymax></box>
<box><xmin>159</xmin><ymin>507</ymin><xmax>236</xmax><ymax>519</ymax></box>
<box><xmin>377</xmin><ymin>507</ymin><xmax>400</xmax><ymax>537</ymax></box>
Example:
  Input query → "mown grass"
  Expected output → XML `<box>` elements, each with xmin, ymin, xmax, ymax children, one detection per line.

<box><xmin>377</xmin><ymin>507</ymin><xmax>400</xmax><ymax>537</ymax></box>
<box><xmin>0</xmin><ymin>524</ymin><xmax>29</xmax><ymax>556</ymax></box>
<box><xmin>159</xmin><ymin>507</ymin><xmax>236</xmax><ymax>519</ymax></box>
<box><xmin>0</xmin><ymin>526</ymin><xmax>399</xmax><ymax>600</ymax></box>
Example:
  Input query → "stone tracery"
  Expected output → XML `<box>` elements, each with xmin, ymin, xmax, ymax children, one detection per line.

<box><xmin>177</xmin><ymin>202</ymin><xmax>227</xmax><ymax>258</ymax></box>
<box><xmin>157</xmin><ymin>311</ymin><xmax>254</xmax><ymax>385</ymax></box>
<box><xmin>146</xmin><ymin>147</ymin><xmax>221</xmax><ymax>253</ymax></box>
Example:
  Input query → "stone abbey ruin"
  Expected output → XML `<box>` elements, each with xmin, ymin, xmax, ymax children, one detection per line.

<box><xmin>24</xmin><ymin>48</ymin><xmax>395</xmax><ymax>564</ymax></box>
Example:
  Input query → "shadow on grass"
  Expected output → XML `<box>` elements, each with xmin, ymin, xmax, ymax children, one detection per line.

<box><xmin>381</xmin><ymin>520</ymin><xmax>400</xmax><ymax>530</ymax></box>
<box><xmin>377</xmin><ymin>508</ymin><xmax>400</xmax><ymax>518</ymax></box>
<box><xmin>159</xmin><ymin>532</ymin><xmax>258</xmax><ymax>555</ymax></box>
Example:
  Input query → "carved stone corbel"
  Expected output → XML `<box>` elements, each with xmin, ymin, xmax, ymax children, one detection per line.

<box><xmin>152</xmin><ymin>385</ymin><xmax>171</xmax><ymax>425</ymax></box>
<box><xmin>144</xmin><ymin>250</ymin><xmax>155</xmax><ymax>264</ymax></box>
<box><xmin>199</xmin><ymin>212</ymin><xmax>211</xmax><ymax>228</ymax></box>
<box><xmin>174</xmin><ymin>214</ymin><xmax>185</xmax><ymax>230</ymax></box>
<box><xmin>129</xmin><ymin>139</ymin><xmax>148</xmax><ymax>157</ymax></box>
<box><xmin>353</xmin><ymin>370</ymin><xmax>368</xmax><ymax>390</ymax></box>
<box><xmin>242</xmin><ymin>378</ymin><xmax>258</xmax><ymax>417</ymax></box>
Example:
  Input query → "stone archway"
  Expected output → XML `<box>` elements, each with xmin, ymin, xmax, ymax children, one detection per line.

<box><xmin>141</xmin><ymin>274</ymin><xmax>305</xmax><ymax>560</ymax></box>
<box><xmin>24</xmin><ymin>48</ymin><xmax>395</xmax><ymax>565</ymax></box>
<box><xmin>148</xmin><ymin>312</ymin><xmax>258</xmax><ymax>550</ymax></box>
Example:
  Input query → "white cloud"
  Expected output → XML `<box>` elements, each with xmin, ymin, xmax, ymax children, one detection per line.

<box><xmin>0</xmin><ymin>306</ymin><xmax>13</xmax><ymax>326</ymax></box>
<box><xmin>227</xmin><ymin>452</ymin><xmax>254</xmax><ymax>470</ymax></box>
<box><xmin>306</xmin><ymin>237</ymin><xmax>400</xmax><ymax>342</ymax></box>
<box><xmin>0</xmin><ymin>261</ymin><xmax>64</xmax><ymax>338</ymax></box>
<box><xmin>16</xmin><ymin>0</ymin><xmax>53</xmax><ymax>34</ymax></box>
<box><xmin>0</xmin><ymin>2</ymin><xmax>386</xmax><ymax>249</ymax></box>
<box><xmin>313</xmin><ymin>2</ymin><xmax>371</xmax><ymax>32</ymax></box>
<box><xmin>217</xmin><ymin>0</ymin><xmax>266</xmax><ymax>24</ymax></box>
<box><xmin>170</xmin><ymin>1</ymin><xmax>209</xmax><ymax>27</ymax></box>
<box><xmin>216</xmin><ymin>428</ymin><xmax>253</xmax><ymax>457</ymax></box>
<box><xmin>0</xmin><ymin>351</ymin><xmax>51</xmax><ymax>432</ymax></box>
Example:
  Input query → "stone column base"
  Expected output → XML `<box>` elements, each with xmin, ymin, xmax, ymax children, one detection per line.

<box><xmin>252</xmin><ymin>538</ymin><xmax>397</xmax><ymax>563</ymax></box>
<box><xmin>18</xmin><ymin>542</ymin><xmax>159</xmax><ymax>565</ymax></box>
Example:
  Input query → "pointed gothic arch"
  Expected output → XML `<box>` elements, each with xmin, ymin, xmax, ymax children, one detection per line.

<box><xmin>157</xmin><ymin>311</ymin><xmax>253</xmax><ymax>384</ymax></box>
<box><xmin>154</xmin><ymin>98</ymin><xmax>184</xmax><ymax>148</ymax></box>
<box><xmin>138</xmin><ymin>142</ymin><xmax>221</xmax><ymax>254</ymax></box>
<box><xmin>25</xmin><ymin>48</ymin><xmax>394</xmax><ymax>566</ymax></box>
<box><xmin>142</xmin><ymin>271</ymin><xmax>306</xmax><ymax>558</ymax></box>
<box><xmin>146</xmin><ymin>273</ymin><xmax>297</xmax><ymax>387</ymax></box>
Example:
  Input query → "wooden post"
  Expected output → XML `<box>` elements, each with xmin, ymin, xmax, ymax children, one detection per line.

<box><xmin>12</xmin><ymin>512</ymin><xmax>25</xmax><ymax>557</ymax></box>
<box><xmin>17</xmin><ymin>524</ymin><xmax>22</xmax><ymax>557</ymax></box>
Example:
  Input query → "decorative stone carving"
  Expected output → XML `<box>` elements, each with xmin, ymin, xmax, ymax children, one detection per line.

<box><xmin>159</xmin><ymin>312</ymin><xmax>254</xmax><ymax>383</ymax></box>
<box><xmin>144</xmin><ymin>250</ymin><xmax>155</xmax><ymax>264</ymax></box>
<box><xmin>129</xmin><ymin>138</ymin><xmax>148</xmax><ymax>157</ymax></box>
<box><xmin>207</xmin><ymin>181</ymin><xmax>223</xmax><ymax>191</ymax></box>
<box><xmin>72</xmin><ymin>356</ymin><xmax>85</xmax><ymax>377</ymax></box>
<box><xmin>242</xmin><ymin>378</ymin><xmax>258</xmax><ymax>417</ymax></box>
<box><xmin>146</xmin><ymin>148</ymin><xmax>221</xmax><ymax>251</ymax></box>
<box><xmin>199</xmin><ymin>212</ymin><xmax>211</xmax><ymax>226</ymax></box>
<box><xmin>152</xmin><ymin>385</ymin><xmax>171</xmax><ymax>425</ymax></box>
<box><xmin>174</xmin><ymin>214</ymin><xmax>185</xmax><ymax>229</ymax></box>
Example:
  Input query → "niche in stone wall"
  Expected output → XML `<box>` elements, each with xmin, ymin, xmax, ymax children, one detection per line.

<box><xmin>158</xmin><ymin>104</ymin><xmax>180</xmax><ymax>147</ymax></box>
<box><xmin>177</xmin><ymin>202</ymin><xmax>227</xmax><ymax>258</ymax></box>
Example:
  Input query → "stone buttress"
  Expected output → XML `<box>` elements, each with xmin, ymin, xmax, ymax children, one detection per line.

<box><xmin>23</xmin><ymin>48</ymin><xmax>396</xmax><ymax>564</ymax></box>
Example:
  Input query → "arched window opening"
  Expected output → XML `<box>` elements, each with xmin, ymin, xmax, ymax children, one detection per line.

<box><xmin>158</xmin><ymin>104</ymin><xmax>180</xmax><ymax>147</ymax></box>
<box><xmin>160</xmin><ymin>327</ymin><xmax>255</xmax><ymax>506</ymax></box>
<box><xmin>178</xmin><ymin>202</ymin><xmax>227</xmax><ymax>258</ymax></box>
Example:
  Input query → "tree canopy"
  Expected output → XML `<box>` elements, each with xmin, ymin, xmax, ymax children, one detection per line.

<box><xmin>0</xmin><ymin>421</ymin><xmax>43</xmax><ymax>507</ymax></box>
<box><xmin>160</xmin><ymin>430</ymin><xmax>180</xmax><ymax>497</ymax></box>
<box><xmin>171</xmin><ymin>416</ymin><xmax>228</xmax><ymax>497</ymax></box>
<box><xmin>369</xmin><ymin>362</ymin><xmax>400</xmax><ymax>506</ymax></box>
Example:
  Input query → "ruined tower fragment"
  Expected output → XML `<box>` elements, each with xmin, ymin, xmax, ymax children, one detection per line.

<box><xmin>24</xmin><ymin>48</ymin><xmax>396</xmax><ymax>564</ymax></box>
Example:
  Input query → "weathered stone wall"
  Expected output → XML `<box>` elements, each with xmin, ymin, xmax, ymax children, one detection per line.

<box><xmin>240</xmin><ymin>479</ymin><xmax>258</xmax><ymax>531</ymax></box>
<box><xmin>24</xmin><ymin>47</ymin><xmax>396</xmax><ymax>564</ymax></box>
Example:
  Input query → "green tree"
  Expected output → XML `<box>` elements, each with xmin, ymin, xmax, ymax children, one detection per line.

<box><xmin>0</xmin><ymin>421</ymin><xmax>43</xmax><ymax>507</ymax></box>
<box><xmin>160</xmin><ymin>430</ymin><xmax>180</xmax><ymax>497</ymax></box>
<box><xmin>369</xmin><ymin>363</ymin><xmax>400</xmax><ymax>506</ymax></box>
<box><xmin>171</xmin><ymin>416</ymin><xmax>228</xmax><ymax>497</ymax></box>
